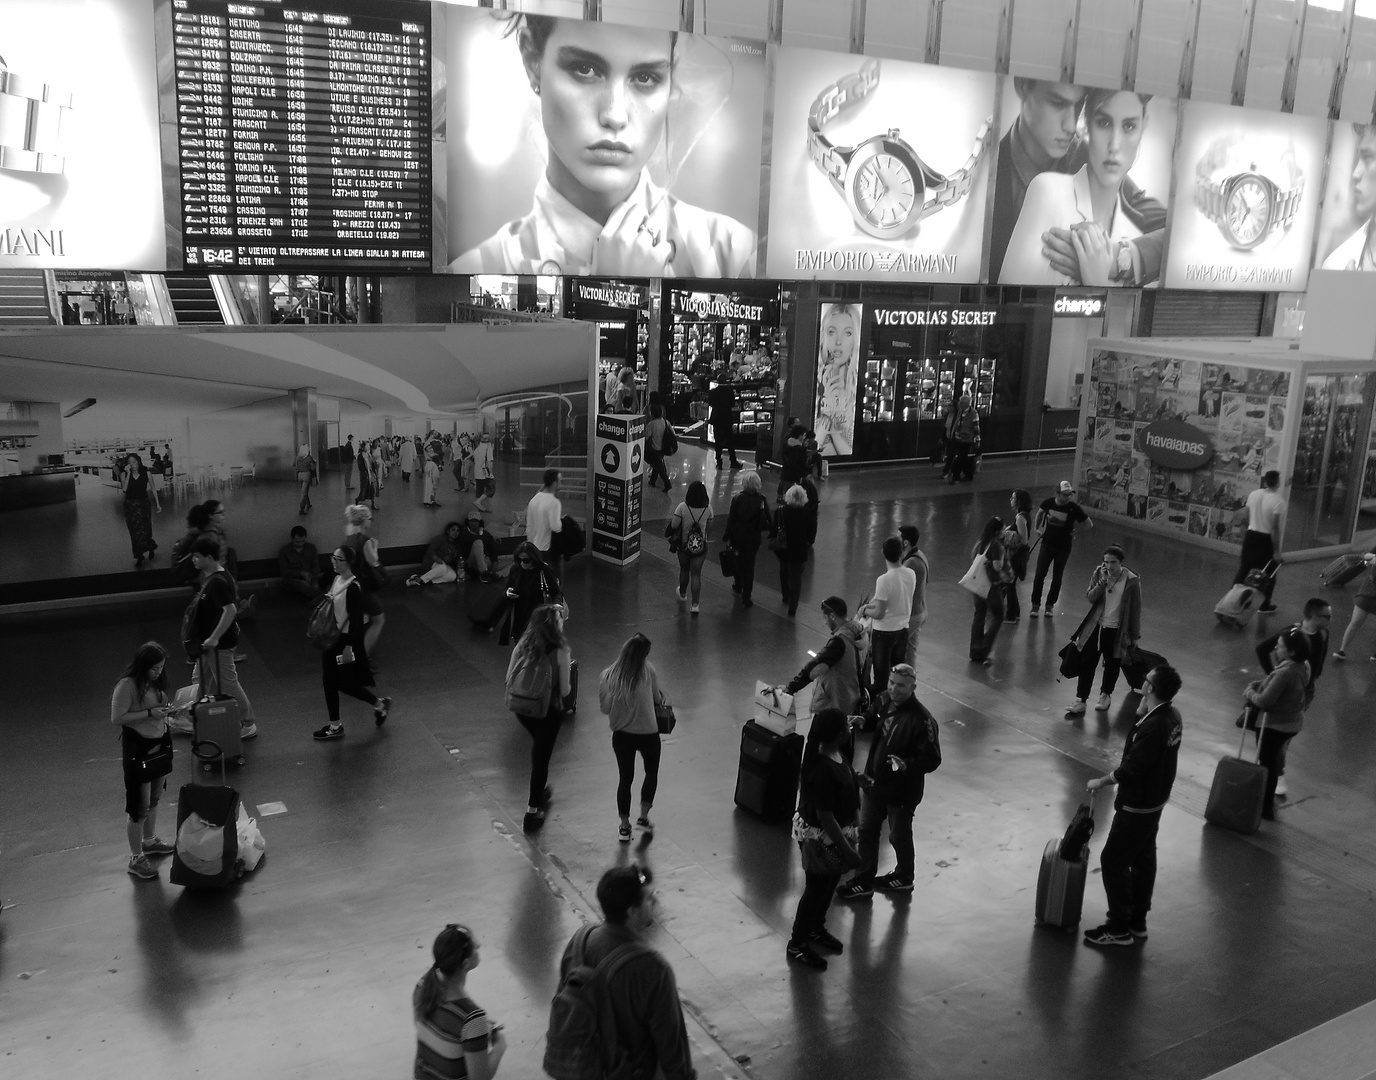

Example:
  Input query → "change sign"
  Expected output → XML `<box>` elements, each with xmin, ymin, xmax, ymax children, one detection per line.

<box><xmin>593</xmin><ymin>413</ymin><xmax>646</xmax><ymax>565</ymax></box>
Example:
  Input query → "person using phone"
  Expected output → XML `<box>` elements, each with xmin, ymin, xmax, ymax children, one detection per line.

<box><xmin>1066</xmin><ymin>544</ymin><xmax>1141</xmax><ymax>717</ymax></box>
<box><xmin>314</xmin><ymin>546</ymin><xmax>392</xmax><ymax>741</ymax></box>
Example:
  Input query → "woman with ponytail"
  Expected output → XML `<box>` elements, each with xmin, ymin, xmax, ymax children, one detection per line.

<box><xmin>598</xmin><ymin>632</ymin><xmax>669</xmax><ymax>843</ymax></box>
<box><xmin>413</xmin><ymin>923</ymin><xmax>506</xmax><ymax>1080</ymax></box>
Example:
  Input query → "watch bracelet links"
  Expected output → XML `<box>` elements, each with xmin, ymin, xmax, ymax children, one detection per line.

<box><xmin>930</xmin><ymin>116</ymin><xmax>993</xmax><ymax>208</ymax></box>
<box><xmin>807</xmin><ymin>59</ymin><xmax>881</xmax><ymax>185</ymax></box>
<box><xmin>0</xmin><ymin>64</ymin><xmax>73</xmax><ymax>174</ymax></box>
<box><xmin>1194</xmin><ymin>170</ymin><xmax>1304</xmax><ymax>235</ymax></box>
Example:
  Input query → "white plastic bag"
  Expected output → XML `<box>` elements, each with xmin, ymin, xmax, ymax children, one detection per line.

<box><xmin>236</xmin><ymin>803</ymin><xmax>266</xmax><ymax>872</ymax></box>
<box><xmin>177</xmin><ymin>812</ymin><xmax>226</xmax><ymax>876</ymax></box>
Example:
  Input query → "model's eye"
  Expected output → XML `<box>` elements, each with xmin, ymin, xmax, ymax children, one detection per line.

<box><xmin>565</xmin><ymin>60</ymin><xmax>602</xmax><ymax>81</ymax></box>
<box><xmin>630</xmin><ymin>70</ymin><xmax>666</xmax><ymax>91</ymax></box>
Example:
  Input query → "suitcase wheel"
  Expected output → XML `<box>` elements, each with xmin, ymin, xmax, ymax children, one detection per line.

<box><xmin>235</xmin><ymin>755</ymin><xmax>245</xmax><ymax>766</ymax></box>
<box><xmin>201</xmin><ymin>761</ymin><xmax>213</xmax><ymax>773</ymax></box>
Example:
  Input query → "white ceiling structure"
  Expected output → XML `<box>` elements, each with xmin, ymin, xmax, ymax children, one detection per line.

<box><xmin>0</xmin><ymin>322</ymin><xmax>596</xmax><ymax>417</ymax></box>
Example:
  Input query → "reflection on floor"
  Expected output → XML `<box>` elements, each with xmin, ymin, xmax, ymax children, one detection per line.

<box><xmin>3</xmin><ymin>449</ymin><xmax>1376</xmax><ymax>1080</ymax></box>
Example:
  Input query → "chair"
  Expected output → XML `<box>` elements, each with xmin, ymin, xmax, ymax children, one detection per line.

<box><xmin>240</xmin><ymin>462</ymin><xmax>256</xmax><ymax>484</ymax></box>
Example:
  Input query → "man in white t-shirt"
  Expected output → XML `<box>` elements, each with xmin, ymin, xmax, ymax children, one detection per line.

<box><xmin>526</xmin><ymin>468</ymin><xmax>564</xmax><ymax>577</ymax></box>
<box><xmin>1233</xmin><ymin>470</ymin><xmax>1285</xmax><ymax>612</ymax></box>
<box><xmin>859</xmin><ymin>537</ymin><xmax>916</xmax><ymax>697</ymax></box>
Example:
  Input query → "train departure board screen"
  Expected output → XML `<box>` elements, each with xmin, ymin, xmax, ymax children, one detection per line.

<box><xmin>171</xmin><ymin>0</ymin><xmax>431</xmax><ymax>270</ymax></box>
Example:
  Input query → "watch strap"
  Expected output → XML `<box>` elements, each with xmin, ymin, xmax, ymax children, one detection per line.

<box><xmin>808</xmin><ymin>59</ymin><xmax>882</xmax><ymax>185</ymax></box>
<box><xmin>925</xmin><ymin>116</ymin><xmax>992</xmax><ymax>213</ymax></box>
<box><xmin>0</xmin><ymin>56</ymin><xmax>74</xmax><ymax>175</ymax></box>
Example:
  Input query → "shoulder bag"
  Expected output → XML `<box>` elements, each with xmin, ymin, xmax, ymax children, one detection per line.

<box><xmin>958</xmin><ymin>552</ymin><xmax>991</xmax><ymax>598</ymax></box>
<box><xmin>124</xmin><ymin>726</ymin><xmax>174</xmax><ymax>784</ymax></box>
<box><xmin>768</xmin><ymin>509</ymin><xmax>789</xmax><ymax>553</ymax></box>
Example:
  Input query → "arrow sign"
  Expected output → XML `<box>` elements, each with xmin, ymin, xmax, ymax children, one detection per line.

<box><xmin>601</xmin><ymin>443</ymin><xmax>620</xmax><ymax>473</ymax></box>
<box><xmin>630</xmin><ymin>443</ymin><xmax>642</xmax><ymax>474</ymax></box>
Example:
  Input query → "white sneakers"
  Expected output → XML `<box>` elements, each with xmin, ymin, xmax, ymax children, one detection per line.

<box><xmin>1067</xmin><ymin>700</ymin><xmax>1087</xmax><ymax>716</ymax></box>
<box><xmin>1096</xmin><ymin>693</ymin><xmax>1112</xmax><ymax>712</ymax></box>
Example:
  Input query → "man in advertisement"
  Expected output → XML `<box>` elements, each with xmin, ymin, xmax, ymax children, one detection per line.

<box><xmin>990</xmin><ymin>79</ymin><xmax>1166</xmax><ymax>286</ymax></box>
<box><xmin>1321</xmin><ymin>124</ymin><xmax>1376</xmax><ymax>272</ymax></box>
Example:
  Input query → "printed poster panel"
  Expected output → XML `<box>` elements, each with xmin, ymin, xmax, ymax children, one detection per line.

<box><xmin>1314</xmin><ymin>121</ymin><xmax>1376</xmax><ymax>272</ymax></box>
<box><xmin>1163</xmin><ymin>100</ymin><xmax>1327</xmax><ymax>292</ymax></box>
<box><xmin>992</xmin><ymin>82</ymin><xmax>1177</xmax><ymax>287</ymax></box>
<box><xmin>814</xmin><ymin>302</ymin><xmax>861</xmax><ymax>457</ymax></box>
<box><xmin>0</xmin><ymin>0</ymin><xmax>167</xmax><ymax>268</ymax></box>
<box><xmin>765</xmin><ymin>48</ymin><xmax>997</xmax><ymax>282</ymax></box>
<box><xmin>444</xmin><ymin>9</ymin><xmax>766</xmax><ymax>277</ymax></box>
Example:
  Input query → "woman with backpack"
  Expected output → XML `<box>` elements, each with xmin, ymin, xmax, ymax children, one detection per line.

<box><xmin>669</xmin><ymin>481</ymin><xmax>713</xmax><ymax>615</ymax></box>
<box><xmin>1004</xmin><ymin>490</ymin><xmax>1034</xmax><ymax>622</ymax></box>
<box><xmin>771</xmin><ymin>484</ymin><xmax>817</xmax><ymax>618</ymax></box>
<box><xmin>510</xmin><ymin>605</ymin><xmax>573</xmax><ymax>832</ymax></box>
<box><xmin>413</xmin><ymin>923</ymin><xmax>507</xmax><ymax>1080</ymax></box>
<box><xmin>599</xmin><ymin>633</ymin><xmax>668</xmax><ymax>844</ymax></box>
<box><xmin>725</xmin><ymin>471</ymin><xmax>770</xmax><ymax>608</ymax></box>
<box><xmin>314</xmin><ymin>544</ymin><xmax>392</xmax><ymax>741</ymax></box>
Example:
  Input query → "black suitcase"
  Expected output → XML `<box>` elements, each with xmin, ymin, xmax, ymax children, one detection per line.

<box><xmin>1205</xmin><ymin>717</ymin><xmax>1268</xmax><ymax>835</ymax></box>
<box><xmin>1120</xmin><ymin>648</ymin><xmax>1168</xmax><ymax>692</ymax></box>
<box><xmin>170</xmin><ymin>741</ymin><xmax>244</xmax><ymax>889</ymax></box>
<box><xmin>1320</xmin><ymin>553</ymin><xmax>1367</xmax><ymax>588</ymax></box>
<box><xmin>468</xmin><ymin>583</ymin><xmax>512</xmax><ymax>633</ymax></box>
<box><xmin>734</xmin><ymin>721</ymin><xmax>804</xmax><ymax>824</ymax></box>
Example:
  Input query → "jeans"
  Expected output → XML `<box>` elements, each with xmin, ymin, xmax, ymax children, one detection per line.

<box><xmin>778</xmin><ymin>557</ymin><xmax>805</xmax><ymax>613</ymax></box>
<box><xmin>734</xmin><ymin>545</ymin><xmax>760</xmax><ymax>602</ymax></box>
<box><xmin>419</xmin><ymin>563</ymin><xmax>459</xmax><ymax>584</ymax></box>
<box><xmin>517</xmin><ymin>709</ymin><xmax>564</xmax><ymax>809</ymax></box>
<box><xmin>197</xmin><ymin>649</ymin><xmax>256</xmax><ymax>723</ymax></box>
<box><xmin>949</xmin><ymin>439</ymin><xmax>975</xmax><ymax>481</ymax></box>
<box><xmin>970</xmin><ymin>586</ymin><xmax>1006</xmax><ymax>660</ymax></box>
<box><xmin>611</xmin><ymin>730</ymin><xmax>661</xmax><ymax>817</ymax></box>
<box><xmin>1099</xmin><ymin>808</ymin><xmax>1161</xmax><ymax>932</ymax></box>
<box><xmin>855</xmin><ymin>789</ymin><xmax>916</xmax><ymax>885</ymax></box>
<box><xmin>678</xmin><ymin>551</ymin><xmax>706</xmax><ymax>604</ymax></box>
<box><xmin>869</xmin><ymin>628</ymin><xmax>909</xmax><ymax>695</ymax></box>
<box><xmin>1076</xmin><ymin>626</ymin><xmax>1122</xmax><ymax>700</ymax></box>
<box><xmin>790</xmin><ymin>868</ymin><xmax>842</xmax><ymax>944</ymax></box>
<box><xmin>1236</xmin><ymin>530</ymin><xmax>1277</xmax><ymax>604</ymax></box>
<box><xmin>464</xmin><ymin>544</ymin><xmax>490</xmax><ymax>576</ymax></box>
<box><xmin>904</xmin><ymin>618</ymin><xmax>923</xmax><ymax>665</ymax></box>
<box><xmin>645</xmin><ymin>449</ymin><xmax>670</xmax><ymax>490</ymax></box>
<box><xmin>1258</xmin><ymin>728</ymin><xmax>1295</xmax><ymax>816</ymax></box>
<box><xmin>321</xmin><ymin>647</ymin><xmax>379</xmax><ymax>725</ymax></box>
<box><xmin>1031</xmin><ymin>544</ymin><xmax>1072</xmax><ymax>609</ymax></box>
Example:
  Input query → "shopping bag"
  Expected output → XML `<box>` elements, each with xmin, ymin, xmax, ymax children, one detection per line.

<box><xmin>958</xmin><ymin>553</ymin><xmax>991</xmax><ymax>598</ymax></box>
<box><xmin>236</xmin><ymin>803</ymin><xmax>266</xmax><ymax>872</ymax></box>
<box><xmin>720</xmin><ymin>547</ymin><xmax>738</xmax><ymax>578</ymax></box>
<box><xmin>753</xmin><ymin>681</ymin><xmax>798</xmax><ymax>736</ymax></box>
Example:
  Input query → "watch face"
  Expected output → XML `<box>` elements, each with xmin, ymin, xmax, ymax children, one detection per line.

<box><xmin>846</xmin><ymin>137</ymin><xmax>924</xmax><ymax>240</ymax></box>
<box><xmin>1222</xmin><ymin>173</ymin><xmax>1274</xmax><ymax>250</ymax></box>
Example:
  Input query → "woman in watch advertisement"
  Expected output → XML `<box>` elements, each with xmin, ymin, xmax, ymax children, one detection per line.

<box><xmin>999</xmin><ymin>90</ymin><xmax>1172</xmax><ymax>286</ymax></box>
<box><xmin>814</xmin><ymin>303</ymin><xmax>859</xmax><ymax>458</ymax></box>
<box><xmin>446</xmin><ymin>12</ymin><xmax>763</xmax><ymax>277</ymax></box>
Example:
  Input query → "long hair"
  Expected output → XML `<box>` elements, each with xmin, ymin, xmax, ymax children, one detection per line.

<box><xmin>801</xmin><ymin>708</ymin><xmax>848</xmax><ymax>785</ymax></box>
<box><xmin>414</xmin><ymin>924</ymin><xmax>475</xmax><ymax>1021</ymax></box>
<box><xmin>685</xmin><ymin>481</ymin><xmax>709</xmax><ymax>509</ymax></box>
<box><xmin>122</xmin><ymin>641</ymin><xmax>169</xmax><ymax>701</ymax></box>
<box><xmin>513</xmin><ymin>540</ymin><xmax>545</xmax><ymax>570</ymax></box>
<box><xmin>516</xmin><ymin>604</ymin><xmax>567</xmax><ymax>661</ymax></box>
<box><xmin>976</xmin><ymin>515</ymin><xmax>1004</xmax><ymax>554</ymax></box>
<box><xmin>1011</xmin><ymin>489</ymin><xmax>1033</xmax><ymax>517</ymax></box>
<box><xmin>601</xmin><ymin>633</ymin><xmax>652</xmax><ymax>707</ymax></box>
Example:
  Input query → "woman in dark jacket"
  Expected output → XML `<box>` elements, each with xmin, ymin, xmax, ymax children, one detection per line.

<box><xmin>725</xmin><ymin>471</ymin><xmax>770</xmax><ymax>608</ymax></box>
<box><xmin>771</xmin><ymin>483</ymin><xmax>817</xmax><ymax>617</ymax></box>
<box><xmin>1004</xmin><ymin>489</ymin><xmax>1034</xmax><ymax>622</ymax></box>
<box><xmin>777</xmin><ymin>424</ymin><xmax>810</xmax><ymax>500</ymax></box>
<box><xmin>314</xmin><ymin>545</ymin><xmax>392</xmax><ymax>740</ymax></box>
<box><xmin>969</xmin><ymin>516</ymin><xmax>1009</xmax><ymax>665</ymax></box>
<box><xmin>1244</xmin><ymin>626</ymin><xmax>1310</xmax><ymax>820</ymax></box>
<box><xmin>503</xmin><ymin>541</ymin><xmax>564</xmax><ymax>645</ymax></box>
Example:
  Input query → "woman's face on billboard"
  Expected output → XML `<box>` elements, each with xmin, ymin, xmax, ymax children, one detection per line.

<box><xmin>1085</xmin><ymin>92</ymin><xmax>1145</xmax><ymax>191</ymax></box>
<box><xmin>523</xmin><ymin>21</ymin><xmax>673</xmax><ymax>216</ymax></box>
<box><xmin>821</xmin><ymin>309</ymin><xmax>857</xmax><ymax>365</ymax></box>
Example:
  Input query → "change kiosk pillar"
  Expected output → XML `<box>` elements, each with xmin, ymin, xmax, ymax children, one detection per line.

<box><xmin>592</xmin><ymin>413</ymin><xmax>645</xmax><ymax>565</ymax></box>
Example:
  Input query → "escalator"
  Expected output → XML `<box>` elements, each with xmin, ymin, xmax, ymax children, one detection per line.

<box><xmin>0</xmin><ymin>269</ymin><xmax>57</xmax><ymax>326</ymax></box>
<box><xmin>164</xmin><ymin>274</ymin><xmax>225</xmax><ymax>325</ymax></box>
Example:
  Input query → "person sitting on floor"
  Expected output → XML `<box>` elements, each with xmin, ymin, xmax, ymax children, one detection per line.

<box><xmin>278</xmin><ymin>525</ymin><xmax>321</xmax><ymax>600</ymax></box>
<box><xmin>457</xmin><ymin>510</ymin><xmax>501</xmax><ymax>583</ymax></box>
<box><xmin>407</xmin><ymin>522</ymin><xmax>465</xmax><ymax>587</ymax></box>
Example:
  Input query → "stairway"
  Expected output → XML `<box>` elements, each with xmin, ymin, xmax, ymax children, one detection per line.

<box><xmin>164</xmin><ymin>274</ymin><xmax>225</xmax><ymax>325</ymax></box>
<box><xmin>0</xmin><ymin>269</ymin><xmax>56</xmax><ymax>326</ymax></box>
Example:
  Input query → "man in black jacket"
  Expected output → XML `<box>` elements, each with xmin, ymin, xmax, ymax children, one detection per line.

<box><xmin>707</xmin><ymin>378</ymin><xmax>741</xmax><ymax>469</ymax></box>
<box><xmin>1083</xmin><ymin>663</ymin><xmax>1183</xmax><ymax>947</ymax></box>
<box><xmin>836</xmin><ymin>664</ymin><xmax>941</xmax><ymax>899</ymax></box>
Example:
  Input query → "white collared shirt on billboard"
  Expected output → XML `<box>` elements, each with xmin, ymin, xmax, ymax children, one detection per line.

<box><xmin>765</xmin><ymin>47</ymin><xmax>997</xmax><ymax>282</ymax></box>
<box><xmin>999</xmin><ymin>166</ymin><xmax>1143</xmax><ymax>286</ymax></box>
<box><xmin>1320</xmin><ymin>224</ymin><xmax>1376</xmax><ymax>272</ymax></box>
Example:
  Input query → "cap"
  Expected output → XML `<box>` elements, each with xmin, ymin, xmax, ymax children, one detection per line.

<box><xmin>466</xmin><ymin>510</ymin><xmax>483</xmax><ymax>522</ymax></box>
<box><xmin>1058</xmin><ymin>481</ymin><xmax>1076</xmax><ymax>495</ymax></box>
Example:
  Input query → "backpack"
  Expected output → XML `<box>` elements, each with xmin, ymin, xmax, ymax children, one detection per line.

<box><xmin>558</xmin><ymin>516</ymin><xmax>586</xmax><ymax>558</ymax></box>
<box><xmin>181</xmin><ymin>571</ymin><xmax>234</xmax><ymax>662</ymax></box>
<box><xmin>661</xmin><ymin>423</ymin><xmax>678</xmax><ymax>456</ymax></box>
<box><xmin>683</xmin><ymin>508</ymin><xmax>707</xmax><ymax>557</ymax></box>
<box><xmin>506</xmin><ymin>647</ymin><xmax>554</xmax><ymax>718</ymax></box>
<box><xmin>543</xmin><ymin>926</ymin><xmax>645</xmax><ymax>1080</ymax></box>
<box><xmin>171</xmin><ymin>531</ymin><xmax>200</xmax><ymax>586</ymax></box>
<box><xmin>306</xmin><ymin>593</ymin><xmax>342</xmax><ymax>651</ymax></box>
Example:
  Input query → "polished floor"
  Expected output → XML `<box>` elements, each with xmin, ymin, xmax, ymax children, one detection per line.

<box><xmin>3</xmin><ymin>451</ymin><xmax>1376</xmax><ymax>1080</ymax></box>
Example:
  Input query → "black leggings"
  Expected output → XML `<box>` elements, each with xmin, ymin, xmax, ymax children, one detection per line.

<box><xmin>322</xmin><ymin>648</ymin><xmax>379</xmax><ymax>724</ymax></box>
<box><xmin>612</xmin><ymin>730</ymin><xmax>662</xmax><ymax>817</ymax></box>
<box><xmin>517</xmin><ymin>710</ymin><xmax>564</xmax><ymax>808</ymax></box>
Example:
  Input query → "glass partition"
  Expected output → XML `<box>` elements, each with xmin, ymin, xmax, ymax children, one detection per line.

<box><xmin>1288</xmin><ymin>373</ymin><xmax>1376</xmax><ymax>550</ymax></box>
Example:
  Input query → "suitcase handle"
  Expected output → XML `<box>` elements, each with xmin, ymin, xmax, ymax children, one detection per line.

<box><xmin>1235</xmin><ymin>707</ymin><xmax>1267</xmax><ymax>761</ymax></box>
<box><xmin>192</xmin><ymin>739</ymin><xmax>228</xmax><ymax>784</ymax></box>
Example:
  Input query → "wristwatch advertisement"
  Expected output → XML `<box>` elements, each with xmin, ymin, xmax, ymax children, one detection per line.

<box><xmin>1</xmin><ymin>0</ymin><xmax>167</xmax><ymax>269</ymax></box>
<box><xmin>1163</xmin><ymin>100</ymin><xmax>1324</xmax><ymax>292</ymax></box>
<box><xmin>766</xmin><ymin>46</ymin><xmax>997</xmax><ymax>282</ymax></box>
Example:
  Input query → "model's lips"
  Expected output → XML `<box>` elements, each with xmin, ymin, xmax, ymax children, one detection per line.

<box><xmin>587</xmin><ymin>141</ymin><xmax>633</xmax><ymax>162</ymax></box>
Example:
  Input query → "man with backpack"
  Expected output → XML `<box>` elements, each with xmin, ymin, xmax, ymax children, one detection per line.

<box><xmin>545</xmin><ymin>864</ymin><xmax>696</xmax><ymax>1080</ymax></box>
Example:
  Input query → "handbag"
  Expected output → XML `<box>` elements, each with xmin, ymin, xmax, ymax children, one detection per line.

<box><xmin>958</xmin><ymin>553</ymin><xmax>991</xmax><ymax>599</ymax></box>
<box><xmin>719</xmin><ymin>547</ymin><xmax>737</xmax><ymax>578</ymax></box>
<box><xmin>655</xmin><ymin>701</ymin><xmax>677</xmax><ymax>735</ymax></box>
<box><xmin>664</xmin><ymin>518</ymin><xmax>680</xmax><ymax>554</ymax></box>
<box><xmin>799</xmin><ymin>837</ymin><xmax>847</xmax><ymax>875</ymax></box>
<box><xmin>128</xmin><ymin>729</ymin><xmax>174</xmax><ymax>784</ymax></box>
<box><xmin>767</xmin><ymin>511</ymin><xmax>788</xmax><ymax>553</ymax></box>
<box><xmin>1058</xmin><ymin>792</ymin><xmax>1096</xmax><ymax>860</ymax></box>
<box><xmin>1058</xmin><ymin>640</ymin><xmax>1085</xmax><ymax>679</ymax></box>
<box><xmin>1234</xmin><ymin>703</ymin><xmax>1261</xmax><ymax>731</ymax></box>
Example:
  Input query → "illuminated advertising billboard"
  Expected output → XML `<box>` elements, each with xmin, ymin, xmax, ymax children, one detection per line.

<box><xmin>444</xmin><ymin>8</ymin><xmax>766</xmax><ymax>277</ymax></box>
<box><xmin>0</xmin><ymin>0</ymin><xmax>167</xmax><ymax>269</ymax></box>
<box><xmin>991</xmin><ymin>81</ymin><xmax>1177</xmax><ymax>288</ymax></box>
<box><xmin>765</xmin><ymin>49</ymin><xmax>996</xmax><ymax>282</ymax></box>
<box><xmin>1163</xmin><ymin>100</ymin><xmax>1326</xmax><ymax>292</ymax></box>
<box><xmin>1315</xmin><ymin>121</ymin><xmax>1376</xmax><ymax>272</ymax></box>
<box><xmin>814</xmin><ymin>302</ymin><xmax>861</xmax><ymax>456</ymax></box>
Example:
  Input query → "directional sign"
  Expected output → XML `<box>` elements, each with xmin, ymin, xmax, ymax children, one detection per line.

<box><xmin>592</xmin><ymin>412</ymin><xmax>645</xmax><ymax>566</ymax></box>
<box><xmin>601</xmin><ymin>443</ymin><xmax>621</xmax><ymax>473</ymax></box>
<box><xmin>630</xmin><ymin>443</ymin><xmax>642</xmax><ymax>475</ymax></box>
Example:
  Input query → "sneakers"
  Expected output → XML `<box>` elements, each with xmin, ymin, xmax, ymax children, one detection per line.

<box><xmin>809</xmin><ymin>928</ymin><xmax>844</xmax><ymax>953</ymax></box>
<box><xmin>1029</xmin><ymin>607</ymin><xmax>1040</xmax><ymax>618</ymax></box>
<box><xmin>1067</xmin><ymin>699</ymin><xmax>1087</xmax><ymax>716</ymax></box>
<box><xmin>1259</xmin><ymin>603</ymin><xmax>1278</xmax><ymax>613</ymax></box>
<box><xmin>313</xmin><ymin>723</ymin><xmax>344</xmax><ymax>740</ymax></box>
<box><xmin>127</xmin><ymin>854</ymin><xmax>158</xmax><ymax>880</ymax></box>
<box><xmin>1274</xmin><ymin>776</ymin><xmax>1288</xmax><ymax>798</ymax></box>
<box><xmin>786</xmin><ymin>941</ymin><xmax>828</xmax><ymax>970</ymax></box>
<box><xmin>1043</xmin><ymin>608</ymin><xmax>1054</xmax><ymax>617</ymax></box>
<box><xmin>835</xmin><ymin>880</ymin><xmax>873</xmax><ymax>901</ymax></box>
<box><xmin>406</xmin><ymin>575</ymin><xmax>423</xmax><ymax>587</ymax></box>
<box><xmin>874</xmin><ymin>873</ymin><xmax>914</xmax><ymax>893</ymax></box>
<box><xmin>141</xmin><ymin>837</ymin><xmax>175</xmax><ymax>856</ymax></box>
<box><xmin>1095</xmin><ymin>693</ymin><xmax>1112</xmax><ymax>712</ymax></box>
<box><xmin>618</xmin><ymin>823</ymin><xmax>632</xmax><ymax>843</ymax></box>
<box><xmin>690</xmin><ymin>604</ymin><xmax>700</xmax><ymax>616</ymax></box>
<box><xmin>676</xmin><ymin>587</ymin><xmax>687</xmax><ymax>601</ymax></box>
<box><xmin>1129</xmin><ymin>925</ymin><xmax>1148</xmax><ymax>941</ymax></box>
<box><xmin>1083</xmin><ymin>924</ymin><xmax>1135</xmax><ymax>947</ymax></box>
<box><xmin>1333</xmin><ymin>650</ymin><xmax>1347</xmax><ymax>661</ymax></box>
<box><xmin>239</xmin><ymin>722</ymin><xmax>258</xmax><ymax>740</ymax></box>
<box><xmin>374</xmin><ymin>696</ymin><xmax>393</xmax><ymax>727</ymax></box>
<box><xmin>523</xmin><ymin>809</ymin><xmax>546</xmax><ymax>833</ymax></box>
<box><xmin>636</xmin><ymin>816</ymin><xmax>654</xmax><ymax>836</ymax></box>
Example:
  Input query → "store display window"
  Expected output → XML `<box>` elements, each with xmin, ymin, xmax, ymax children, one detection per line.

<box><xmin>665</xmin><ymin>287</ymin><xmax>781</xmax><ymax>428</ymax></box>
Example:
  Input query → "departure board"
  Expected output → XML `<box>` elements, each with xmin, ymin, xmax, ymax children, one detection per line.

<box><xmin>171</xmin><ymin>0</ymin><xmax>431</xmax><ymax>270</ymax></box>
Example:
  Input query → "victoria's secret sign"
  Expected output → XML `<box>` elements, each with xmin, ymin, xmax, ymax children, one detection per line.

<box><xmin>572</xmin><ymin>281</ymin><xmax>648</xmax><ymax>309</ymax></box>
<box><xmin>868</xmin><ymin>304</ymin><xmax>1001</xmax><ymax>352</ymax></box>
<box><xmin>669</xmin><ymin>289</ymin><xmax>769</xmax><ymax>323</ymax></box>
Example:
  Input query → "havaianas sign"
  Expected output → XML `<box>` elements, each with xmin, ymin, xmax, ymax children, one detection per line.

<box><xmin>1137</xmin><ymin>419</ymin><xmax>1215</xmax><ymax>470</ymax></box>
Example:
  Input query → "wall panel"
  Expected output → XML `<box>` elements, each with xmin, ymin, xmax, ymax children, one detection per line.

<box><xmin>937</xmin><ymin>0</ymin><xmax>1005</xmax><ymax>72</ymax></box>
<box><xmin>1135</xmin><ymin>0</ymin><xmax>1192</xmax><ymax>97</ymax></box>
<box><xmin>864</xmin><ymin>0</ymin><xmax>930</xmax><ymax>64</ymax></box>
<box><xmin>778</xmin><ymin>0</ymin><xmax>850</xmax><ymax>52</ymax></box>
<box><xmin>1008</xmin><ymin>0</ymin><xmax>1076</xmax><ymax>80</ymax></box>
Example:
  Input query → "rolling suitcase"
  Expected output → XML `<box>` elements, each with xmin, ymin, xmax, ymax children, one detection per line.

<box><xmin>1320</xmin><ymin>553</ymin><xmax>1366</xmax><ymax>588</ymax></box>
<box><xmin>1120</xmin><ymin>647</ymin><xmax>1168</xmax><ymax>692</ymax></box>
<box><xmin>170</xmin><ymin>741</ymin><xmax>244</xmax><ymax>888</ymax></box>
<box><xmin>192</xmin><ymin>653</ymin><xmax>244</xmax><ymax>769</ymax></box>
<box><xmin>734</xmin><ymin>720</ymin><xmax>804</xmax><ymax>825</ymax></box>
<box><xmin>1214</xmin><ymin>562</ymin><xmax>1278</xmax><ymax>628</ymax></box>
<box><xmin>1035</xmin><ymin>794</ymin><xmax>1094</xmax><ymax>929</ymax></box>
<box><xmin>468</xmin><ymin>583</ymin><xmax>512</xmax><ymax>633</ymax></box>
<box><xmin>1205</xmin><ymin>714</ymin><xmax>1268</xmax><ymax>835</ymax></box>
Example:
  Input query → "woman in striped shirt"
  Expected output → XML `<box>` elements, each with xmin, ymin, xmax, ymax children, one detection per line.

<box><xmin>413</xmin><ymin>924</ymin><xmax>506</xmax><ymax>1080</ymax></box>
